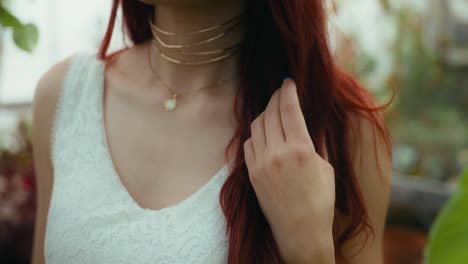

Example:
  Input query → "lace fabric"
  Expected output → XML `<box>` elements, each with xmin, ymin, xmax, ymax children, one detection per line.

<box><xmin>44</xmin><ymin>52</ymin><xmax>230</xmax><ymax>264</ymax></box>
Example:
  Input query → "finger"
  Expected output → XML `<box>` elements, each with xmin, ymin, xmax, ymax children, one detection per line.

<box><xmin>243</xmin><ymin>138</ymin><xmax>255</xmax><ymax>169</ymax></box>
<box><xmin>250</xmin><ymin>112</ymin><xmax>266</xmax><ymax>155</ymax></box>
<box><xmin>264</xmin><ymin>88</ymin><xmax>286</xmax><ymax>147</ymax></box>
<box><xmin>279</xmin><ymin>79</ymin><xmax>314</xmax><ymax>149</ymax></box>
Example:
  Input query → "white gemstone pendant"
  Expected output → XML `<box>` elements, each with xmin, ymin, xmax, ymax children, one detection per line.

<box><xmin>163</xmin><ymin>94</ymin><xmax>177</xmax><ymax>112</ymax></box>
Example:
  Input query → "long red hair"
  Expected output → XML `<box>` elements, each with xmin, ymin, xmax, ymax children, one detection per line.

<box><xmin>99</xmin><ymin>0</ymin><xmax>392</xmax><ymax>263</ymax></box>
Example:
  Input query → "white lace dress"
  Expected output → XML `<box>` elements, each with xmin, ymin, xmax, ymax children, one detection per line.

<box><xmin>44</xmin><ymin>52</ymin><xmax>231</xmax><ymax>264</ymax></box>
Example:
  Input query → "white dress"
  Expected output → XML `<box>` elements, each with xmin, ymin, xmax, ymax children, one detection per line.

<box><xmin>44</xmin><ymin>52</ymin><xmax>231</xmax><ymax>264</ymax></box>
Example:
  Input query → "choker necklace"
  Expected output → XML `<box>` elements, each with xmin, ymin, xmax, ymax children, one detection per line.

<box><xmin>152</xmin><ymin>44</ymin><xmax>242</xmax><ymax>66</ymax></box>
<box><xmin>148</xmin><ymin>13</ymin><xmax>245</xmax><ymax>66</ymax></box>
<box><xmin>147</xmin><ymin>46</ymin><xmax>239</xmax><ymax>112</ymax></box>
<box><xmin>151</xmin><ymin>19</ymin><xmax>241</xmax><ymax>49</ymax></box>
<box><xmin>151</xmin><ymin>14</ymin><xmax>244</xmax><ymax>36</ymax></box>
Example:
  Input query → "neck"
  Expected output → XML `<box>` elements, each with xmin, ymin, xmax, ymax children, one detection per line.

<box><xmin>148</xmin><ymin>1</ymin><xmax>245</xmax><ymax>96</ymax></box>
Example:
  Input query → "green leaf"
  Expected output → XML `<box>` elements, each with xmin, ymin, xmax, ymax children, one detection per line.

<box><xmin>13</xmin><ymin>23</ymin><xmax>39</xmax><ymax>53</ymax></box>
<box><xmin>426</xmin><ymin>166</ymin><xmax>468</xmax><ymax>264</ymax></box>
<box><xmin>0</xmin><ymin>2</ymin><xmax>21</xmax><ymax>28</ymax></box>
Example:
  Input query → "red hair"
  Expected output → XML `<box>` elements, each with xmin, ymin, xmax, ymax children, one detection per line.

<box><xmin>99</xmin><ymin>1</ymin><xmax>392</xmax><ymax>263</ymax></box>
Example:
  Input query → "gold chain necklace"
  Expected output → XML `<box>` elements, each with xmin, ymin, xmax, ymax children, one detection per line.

<box><xmin>151</xmin><ymin>19</ymin><xmax>241</xmax><ymax>49</ymax></box>
<box><xmin>147</xmin><ymin>46</ymin><xmax>238</xmax><ymax>112</ymax></box>
<box><xmin>148</xmin><ymin>13</ymin><xmax>245</xmax><ymax>66</ymax></box>
<box><xmin>152</xmin><ymin>43</ymin><xmax>242</xmax><ymax>66</ymax></box>
<box><xmin>150</xmin><ymin>14</ymin><xmax>244</xmax><ymax>36</ymax></box>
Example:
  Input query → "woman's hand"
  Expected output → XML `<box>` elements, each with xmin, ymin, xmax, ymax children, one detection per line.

<box><xmin>244</xmin><ymin>79</ymin><xmax>336</xmax><ymax>263</ymax></box>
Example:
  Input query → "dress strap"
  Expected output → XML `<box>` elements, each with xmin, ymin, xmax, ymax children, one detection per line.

<box><xmin>49</xmin><ymin>52</ymin><xmax>102</xmax><ymax>166</ymax></box>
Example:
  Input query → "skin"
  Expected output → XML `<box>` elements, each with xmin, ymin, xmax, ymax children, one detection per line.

<box><xmin>245</xmin><ymin>79</ymin><xmax>336</xmax><ymax>263</ymax></box>
<box><xmin>31</xmin><ymin>0</ymin><xmax>391</xmax><ymax>263</ymax></box>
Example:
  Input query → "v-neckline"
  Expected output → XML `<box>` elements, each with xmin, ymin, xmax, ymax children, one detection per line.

<box><xmin>94</xmin><ymin>56</ymin><xmax>230</xmax><ymax>215</ymax></box>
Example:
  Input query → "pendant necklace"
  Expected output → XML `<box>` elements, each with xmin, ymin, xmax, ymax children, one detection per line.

<box><xmin>147</xmin><ymin>46</ymin><xmax>238</xmax><ymax>112</ymax></box>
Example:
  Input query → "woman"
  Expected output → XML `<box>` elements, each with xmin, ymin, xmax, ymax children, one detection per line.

<box><xmin>31</xmin><ymin>0</ymin><xmax>392</xmax><ymax>263</ymax></box>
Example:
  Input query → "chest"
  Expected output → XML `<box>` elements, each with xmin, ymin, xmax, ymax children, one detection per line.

<box><xmin>102</xmin><ymin>79</ymin><xmax>237</xmax><ymax>211</ymax></box>
<box><xmin>46</xmin><ymin>52</ymin><xmax>232</xmax><ymax>263</ymax></box>
<box><xmin>48</xmin><ymin>122</ymin><xmax>231</xmax><ymax>263</ymax></box>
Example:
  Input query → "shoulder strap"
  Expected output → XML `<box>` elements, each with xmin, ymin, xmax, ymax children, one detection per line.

<box><xmin>49</xmin><ymin>52</ymin><xmax>102</xmax><ymax>166</ymax></box>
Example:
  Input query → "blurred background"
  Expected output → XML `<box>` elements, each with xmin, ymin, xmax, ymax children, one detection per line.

<box><xmin>0</xmin><ymin>0</ymin><xmax>467</xmax><ymax>263</ymax></box>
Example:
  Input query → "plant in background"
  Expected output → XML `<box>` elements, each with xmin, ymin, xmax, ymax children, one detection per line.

<box><xmin>333</xmin><ymin>1</ymin><xmax>468</xmax><ymax>181</ymax></box>
<box><xmin>382</xmin><ymin>4</ymin><xmax>467</xmax><ymax>181</ymax></box>
<box><xmin>426</xmin><ymin>165</ymin><xmax>468</xmax><ymax>264</ymax></box>
<box><xmin>0</xmin><ymin>0</ymin><xmax>38</xmax><ymax>52</ymax></box>
<box><xmin>0</xmin><ymin>118</ymin><xmax>36</xmax><ymax>264</ymax></box>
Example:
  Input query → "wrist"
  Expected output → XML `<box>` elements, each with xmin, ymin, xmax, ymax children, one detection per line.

<box><xmin>282</xmin><ymin>231</ymin><xmax>335</xmax><ymax>264</ymax></box>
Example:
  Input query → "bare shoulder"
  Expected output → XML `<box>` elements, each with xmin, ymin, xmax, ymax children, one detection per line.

<box><xmin>31</xmin><ymin>55</ymin><xmax>74</xmax><ymax>264</ymax></box>
<box><xmin>32</xmin><ymin>55</ymin><xmax>75</xmax><ymax>165</ymax></box>
<box><xmin>346</xmin><ymin>109</ymin><xmax>392</xmax><ymax>184</ymax></box>
<box><xmin>33</xmin><ymin>56</ymin><xmax>75</xmax><ymax>127</ymax></box>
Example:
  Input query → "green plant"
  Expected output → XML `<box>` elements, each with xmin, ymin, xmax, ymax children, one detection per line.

<box><xmin>383</xmin><ymin>5</ymin><xmax>467</xmax><ymax>180</ymax></box>
<box><xmin>0</xmin><ymin>1</ymin><xmax>38</xmax><ymax>52</ymax></box>
<box><xmin>426</xmin><ymin>165</ymin><xmax>468</xmax><ymax>264</ymax></box>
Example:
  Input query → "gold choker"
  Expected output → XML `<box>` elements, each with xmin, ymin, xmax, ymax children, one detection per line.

<box><xmin>148</xmin><ymin>13</ymin><xmax>245</xmax><ymax>66</ymax></box>
<box><xmin>151</xmin><ymin>13</ymin><xmax>244</xmax><ymax>36</ymax></box>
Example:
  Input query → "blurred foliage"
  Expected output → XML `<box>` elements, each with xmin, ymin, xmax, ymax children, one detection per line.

<box><xmin>0</xmin><ymin>117</ymin><xmax>35</xmax><ymax>264</ymax></box>
<box><xmin>333</xmin><ymin>0</ymin><xmax>468</xmax><ymax>181</ymax></box>
<box><xmin>426</xmin><ymin>165</ymin><xmax>468</xmax><ymax>264</ymax></box>
<box><xmin>383</xmin><ymin>4</ymin><xmax>467</xmax><ymax>181</ymax></box>
<box><xmin>0</xmin><ymin>0</ymin><xmax>38</xmax><ymax>52</ymax></box>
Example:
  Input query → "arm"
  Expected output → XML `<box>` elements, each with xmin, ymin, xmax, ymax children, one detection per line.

<box><xmin>287</xmin><ymin>112</ymin><xmax>391</xmax><ymax>264</ymax></box>
<box><xmin>31</xmin><ymin>57</ymin><xmax>72</xmax><ymax>264</ymax></box>
<box><xmin>337</xmin><ymin>111</ymin><xmax>392</xmax><ymax>264</ymax></box>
